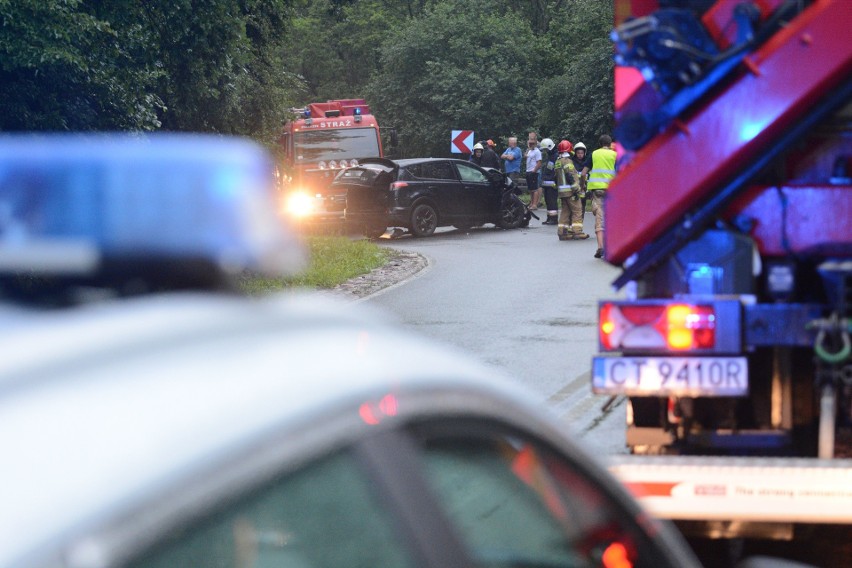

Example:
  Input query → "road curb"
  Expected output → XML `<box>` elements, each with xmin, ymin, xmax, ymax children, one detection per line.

<box><xmin>325</xmin><ymin>249</ymin><xmax>431</xmax><ymax>302</ymax></box>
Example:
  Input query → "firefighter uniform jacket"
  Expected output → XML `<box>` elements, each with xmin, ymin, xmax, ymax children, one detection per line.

<box><xmin>555</xmin><ymin>156</ymin><xmax>580</xmax><ymax>199</ymax></box>
<box><xmin>540</xmin><ymin>148</ymin><xmax>557</xmax><ymax>188</ymax></box>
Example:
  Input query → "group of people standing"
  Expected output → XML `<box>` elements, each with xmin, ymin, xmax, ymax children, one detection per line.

<box><xmin>473</xmin><ymin>132</ymin><xmax>616</xmax><ymax>259</ymax></box>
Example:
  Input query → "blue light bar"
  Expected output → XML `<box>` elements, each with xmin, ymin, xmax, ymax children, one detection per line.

<box><xmin>0</xmin><ymin>134</ymin><xmax>306</xmax><ymax>287</ymax></box>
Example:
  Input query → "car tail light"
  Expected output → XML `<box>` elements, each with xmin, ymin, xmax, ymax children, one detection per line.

<box><xmin>391</xmin><ymin>182</ymin><xmax>408</xmax><ymax>190</ymax></box>
<box><xmin>600</xmin><ymin>302</ymin><xmax>716</xmax><ymax>352</ymax></box>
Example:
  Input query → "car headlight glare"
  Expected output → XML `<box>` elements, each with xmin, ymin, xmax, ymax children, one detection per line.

<box><xmin>285</xmin><ymin>191</ymin><xmax>316</xmax><ymax>218</ymax></box>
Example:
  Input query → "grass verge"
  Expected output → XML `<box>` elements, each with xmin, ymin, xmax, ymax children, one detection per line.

<box><xmin>239</xmin><ymin>236</ymin><xmax>390</xmax><ymax>295</ymax></box>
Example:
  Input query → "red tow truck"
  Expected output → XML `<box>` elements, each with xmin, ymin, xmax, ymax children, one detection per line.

<box><xmin>594</xmin><ymin>0</ymin><xmax>852</xmax><ymax>544</ymax></box>
<box><xmin>278</xmin><ymin>98</ymin><xmax>384</xmax><ymax>224</ymax></box>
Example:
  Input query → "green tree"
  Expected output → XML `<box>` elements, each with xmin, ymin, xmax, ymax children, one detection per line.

<box><xmin>537</xmin><ymin>0</ymin><xmax>614</xmax><ymax>146</ymax></box>
<box><xmin>280</xmin><ymin>0</ymin><xmax>410</xmax><ymax>101</ymax></box>
<box><xmin>0</xmin><ymin>0</ymin><xmax>303</xmax><ymax>147</ymax></box>
<box><xmin>0</xmin><ymin>0</ymin><xmax>616</xmax><ymax>153</ymax></box>
<box><xmin>366</xmin><ymin>0</ymin><xmax>544</xmax><ymax>157</ymax></box>
<box><xmin>233</xmin><ymin>0</ymin><xmax>306</xmax><ymax>145</ymax></box>
<box><xmin>0</xmin><ymin>0</ymin><xmax>163</xmax><ymax>131</ymax></box>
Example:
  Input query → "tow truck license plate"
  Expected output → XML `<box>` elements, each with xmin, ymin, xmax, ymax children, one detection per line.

<box><xmin>592</xmin><ymin>356</ymin><xmax>748</xmax><ymax>397</ymax></box>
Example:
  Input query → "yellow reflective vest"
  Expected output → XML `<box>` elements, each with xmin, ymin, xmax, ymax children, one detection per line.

<box><xmin>586</xmin><ymin>147</ymin><xmax>617</xmax><ymax>191</ymax></box>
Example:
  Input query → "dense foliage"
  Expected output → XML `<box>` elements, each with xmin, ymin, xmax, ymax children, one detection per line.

<box><xmin>0</xmin><ymin>0</ymin><xmax>614</xmax><ymax>155</ymax></box>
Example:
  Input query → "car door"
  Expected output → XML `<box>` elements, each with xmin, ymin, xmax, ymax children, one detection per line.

<box><xmin>405</xmin><ymin>161</ymin><xmax>463</xmax><ymax>223</ymax></box>
<box><xmin>453</xmin><ymin>161</ymin><xmax>496</xmax><ymax>225</ymax></box>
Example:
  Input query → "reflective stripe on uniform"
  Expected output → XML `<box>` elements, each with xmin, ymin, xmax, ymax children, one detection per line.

<box><xmin>587</xmin><ymin>170</ymin><xmax>616</xmax><ymax>183</ymax></box>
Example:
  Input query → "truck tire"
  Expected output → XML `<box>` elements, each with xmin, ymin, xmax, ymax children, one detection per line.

<box><xmin>410</xmin><ymin>203</ymin><xmax>437</xmax><ymax>237</ymax></box>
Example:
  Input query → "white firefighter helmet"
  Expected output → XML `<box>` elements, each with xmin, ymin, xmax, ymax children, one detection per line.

<box><xmin>540</xmin><ymin>138</ymin><xmax>555</xmax><ymax>151</ymax></box>
<box><xmin>574</xmin><ymin>142</ymin><xmax>587</xmax><ymax>152</ymax></box>
<box><xmin>473</xmin><ymin>143</ymin><xmax>484</xmax><ymax>151</ymax></box>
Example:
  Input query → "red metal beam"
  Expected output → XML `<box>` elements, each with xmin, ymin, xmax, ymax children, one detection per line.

<box><xmin>606</xmin><ymin>0</ymin><xmax>852</xmax><ymax>265</ymax></box>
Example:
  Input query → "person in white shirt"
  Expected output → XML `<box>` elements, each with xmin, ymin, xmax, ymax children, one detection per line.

<box><xmin>525</xmin><ymin>136</ymin><xmax>542</xmax><ymax>209</ymax></box>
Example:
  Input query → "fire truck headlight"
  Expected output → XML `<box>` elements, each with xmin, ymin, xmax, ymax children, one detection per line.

<box><xmin>285</xmin><ymin>191</ymin><xmax>316</xmax><ymax>218</ymax></box>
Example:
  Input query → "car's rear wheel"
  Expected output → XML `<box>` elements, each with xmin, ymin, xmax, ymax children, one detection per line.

<box><xmin>410</xmin><ymin>203</ymin><xmax>437</xmax><ymax>237</ymax></box>
<box><xmin>496</xmin><ymin>199</ymin><xmax>525</xmax><ymax>229</ymax></box>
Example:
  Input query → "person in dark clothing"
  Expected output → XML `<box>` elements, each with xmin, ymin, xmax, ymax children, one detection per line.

<box><xmin>469</xmin><ymin>143</ymin><xmax>484</xmax><ymax>166</ymax></box>
<box><xmin>539</xmin><ymin>138</ymin><xmax>559</xmax><ymax>225</ymax></box>
<box><xmin>481</xmin><ymin>139</ymin><xmax>501</xmax><ymax>169</ymax></box>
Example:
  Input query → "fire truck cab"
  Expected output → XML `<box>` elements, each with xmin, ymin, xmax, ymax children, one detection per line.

<box><xmin>279</xmin><ymin>98</ymin><xmax>383</xmax><ymax>225</ymax></box>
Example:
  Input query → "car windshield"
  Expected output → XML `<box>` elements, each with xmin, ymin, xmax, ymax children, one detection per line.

<box><xmin>295</xmin><ymin>128</ymin><xmax>380</xmax><ymax>162</ymax></box>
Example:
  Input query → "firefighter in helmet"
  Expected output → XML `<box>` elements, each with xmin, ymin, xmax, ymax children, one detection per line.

<box><xmin>571</xmin><ymin>142</ymin><xmax>590</xmax><ymax>213</ymax></box>
<box><xmin>470</xmin><ymin>143</ymin><xmax>484</xmax><ymax>166</ymax></box>
<box><xmin>539</xmin><ymin>138</ymin><xmax>558</xmax><ymax>225</ymax></box>
<box><xmin>555</xmin><ymin>140</ymin><xmax>589</xmax><ymax>241</ymax></box>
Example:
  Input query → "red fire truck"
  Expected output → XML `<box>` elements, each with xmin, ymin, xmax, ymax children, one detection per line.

<box><xmin>593</xmin><ymin>0</ymin><xmax>852</xmax><ymax>547</ymax></box>
<box><xmin>278</xmin><ymin>99</ymin><xmax>384</xmax><ymax>224</ymax></box>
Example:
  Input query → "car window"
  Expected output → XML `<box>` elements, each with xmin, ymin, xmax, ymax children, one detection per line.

<box><xmin>405</xmin><ymin>161</ymin><xmax>456</xmax><ymax>180</ymax></box>
<box><xmin>125</xmin><ymin>451</ymin><xmax>415</xmax><ymax>568</ymax></box>
<box><xmin>455</xmin><ymin>162</ymin><xmax>489</xmax><ymax>183</ymax></box>
<box><xmin>413</xmin><ymin>426</ymin><xmax>670</xmax><ymax>568</ymax></box>
<box><xmin>334</xmin><ymin>164</ymin><xmax>392</xmax><ymax>185</ymax></box>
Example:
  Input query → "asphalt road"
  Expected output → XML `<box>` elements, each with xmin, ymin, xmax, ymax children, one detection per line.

<box><xmin>363</xmin><ymin>213</ymin><xmax>630</xmax><ymax>455</ymax></box>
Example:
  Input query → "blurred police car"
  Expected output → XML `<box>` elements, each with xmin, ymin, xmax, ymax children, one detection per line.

<box><xmin>0</xmin><ymin>134</ymin><xmax>701</xmax><ymax>568</ymax></box>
